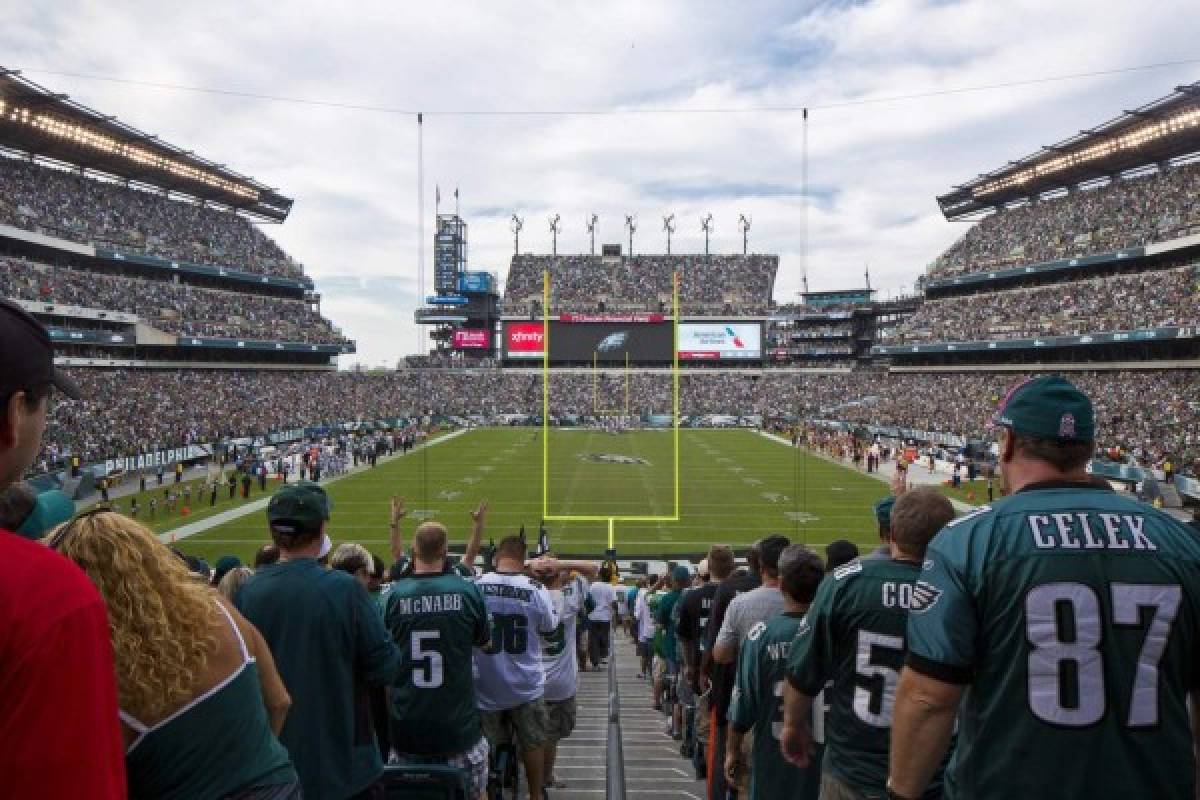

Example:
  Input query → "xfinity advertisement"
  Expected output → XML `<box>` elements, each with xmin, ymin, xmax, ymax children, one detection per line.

<box><xmin>678</xmin><ymin>323</ymin><xmax>762</xmax><ymax>360</ymax></box>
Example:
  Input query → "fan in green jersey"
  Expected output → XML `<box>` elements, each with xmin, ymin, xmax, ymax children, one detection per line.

<box><xmin>891</xmin><ymin>376</ymin><xmax>1200</xmax><ymax>800</ymax></box>
<box><xmin>385</xmin><ymin>518</ymin><xmax>492</xmax><ymax>799</ymax></box>
<box><xmin>783</xmin><ymin>486</ymin><xmax>955</xmax><ymax>800</ymax></box>
<box><xmin>386</xmin><ymin>495</ymin><xmax>486</xmax><ymax>580</ymax></box>
<box><xmin>727</xmin><ymin>544</ymin><xmax>826</xmax><ymax>800</ymax></box>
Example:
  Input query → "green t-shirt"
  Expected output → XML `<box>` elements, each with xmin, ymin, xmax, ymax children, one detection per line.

<box><xmin>236</xmin><ymin>559</ymin><xmax>400</xmax><ymax>800</ymax></box>
<box><xmin>384</xmin><ymin>572</ymin><xmax>491</xmax><ymax>755</ymax></box>
<box><xmin>788</xmin><ymin>557</ymin><xmax>944</xmax><ymax>798</ymax></box>
<box><xmin>656</xmin><ymin>589</ymin><xmax>682</xmax><ymax>663</ymax></box>
<box><xmin>729</xmin><ymin>612</ymin><xmax>823</xmax><ymax>800</ymax></box>
<box><xmin>908</xmin><ymin>482</ymin><xmax>1200</xmax><ymax>800</ymax></box>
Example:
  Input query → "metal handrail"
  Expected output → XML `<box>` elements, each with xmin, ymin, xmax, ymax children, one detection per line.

<box><xmin>605</xmin><ymin>620</ymin><xmax>627</xmax><ymax>800</ymax></box>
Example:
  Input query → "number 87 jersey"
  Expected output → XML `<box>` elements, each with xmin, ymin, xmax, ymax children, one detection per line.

<box><xmin>907</xmin><ymin>485</ymin><xmax>1200</xmax><ymax>800</ymax></box>
<box><xmin>787</xmin><ymin>557</ymin><xmax>949</xmax><ymax>799</ymax></box>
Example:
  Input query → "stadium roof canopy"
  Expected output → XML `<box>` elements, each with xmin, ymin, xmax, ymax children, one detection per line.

<box><xmin>0</xmin><ymin>68</ymin><xmax>292</xmax><ymax>222</ymax></box>
<box><xmin>937</xmin><ymin>81</ymin><xmax>1200</xmax><ymax>219</ymax></box>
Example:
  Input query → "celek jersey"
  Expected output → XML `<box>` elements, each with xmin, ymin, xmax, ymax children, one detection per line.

<box><xmin>908</xmin><ymin>484</ymin><xmax>1200</xmax><ymax>800</ymax></box>
<box><xmin>474</xmin><ymin>571</ymin><xmax>559</xmax><ymax>712</ymax></box>
<box><xmin>541</xmin><ymin>574</ymin><xmax>587</xmax><ymax>703</ymax></box>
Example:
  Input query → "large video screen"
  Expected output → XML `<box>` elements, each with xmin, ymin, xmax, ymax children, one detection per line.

<box><xmin>678</xmin><ymin>323</ymin><xmax>762</xmax><ymax>360</ymax></box>
<box><xmin>503</xmin><ymin>321</ymin><xmax>673</xmax><ymax>362</ymax></box>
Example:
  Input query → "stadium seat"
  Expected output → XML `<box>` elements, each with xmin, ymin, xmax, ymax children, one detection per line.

<box><xmin>381</xmin><ymin>764</ymin><xmax>471</xmax><ymax>800</ymax></box>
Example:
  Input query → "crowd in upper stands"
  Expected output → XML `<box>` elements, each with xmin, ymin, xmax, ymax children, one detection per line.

<box><xmin>889</xmin><ymin>264</ymin><xmax>1200</xmax><ymax>343</ymax></box>
<box><xmin>0</xmin><ymin>158</ymin><xmax>302</xmax><ymax>277</ymax></box>
<box><xmin>0</xmin><ymin>257</ymin><xmax>345</xmax><ymax>344</ymax></box>
<box><xmin>34</xmin><ymin>368</ymin><xmax>1200</xmax><ymax>479</ymax></box>
<box><xmin>503</xmin><ymin>254</ymin><xmax>778</xmax><ymax>314</ymax></box>
<box><xmin>931</xmin><ymin>159</ymin><xmax>1200</xmax><ymax>277</ymax></box>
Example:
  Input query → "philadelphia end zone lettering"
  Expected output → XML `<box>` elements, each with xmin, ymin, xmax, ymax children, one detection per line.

<box><xmin>104</xmin><ymin>444</ymin><xmax>214</xmax><ymax>475</ymax></box>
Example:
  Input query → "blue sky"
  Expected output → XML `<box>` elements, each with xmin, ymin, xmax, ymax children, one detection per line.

<box><xmin>3</xmin><ymin>0</ymin><xmax>1197</xmax><ymax>367</ymax></box>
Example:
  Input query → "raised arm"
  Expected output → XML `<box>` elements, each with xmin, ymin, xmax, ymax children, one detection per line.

<box><xmin>388</xmin><ymin>495</ymin><xmax>406</xmax><ymax>563</ymax></box>
<box><xmin>462</xmin><ymin>500</ymin><xmax>487</xmax><ymax>570</ymax></box>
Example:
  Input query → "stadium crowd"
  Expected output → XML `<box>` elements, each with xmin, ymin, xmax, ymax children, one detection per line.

<box><xmin>890</xmin><ymin>264</ymin><xmax>1200</xmax><ymax>343</ymax></box>
<box><xmin>9</xmin><ymin>295</ymin><xmax>1200</xmax><ymax>800</ymax></box>
<box><xmin>931</xmin><ymin>159</ymin><xmax>1200</xmax><ymax>277</ymax></box>
<box><xmin>0</xmin><ymin>158</ymin><xmax>303</xmax><ymax>277</ymax></box>
<box><xmin>503</xmin><ymin>254</ymin><xmax>777</xmax><ymax>314</ymax></box>
<box><xmin>0</xmin><ymin>258</ymin><xmax>344</xmax><ymax>343</ymax></box>
<box><xmin>34</xmin><ymin>368</ymin><xmax>1200</xmax><ymax>480</ymax></box>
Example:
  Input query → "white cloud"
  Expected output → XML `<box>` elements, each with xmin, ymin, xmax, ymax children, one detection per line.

<box><xmin>4</xmin><ymin>0</ymin><xmax>1198</xmax><ymax>365</ymax></box>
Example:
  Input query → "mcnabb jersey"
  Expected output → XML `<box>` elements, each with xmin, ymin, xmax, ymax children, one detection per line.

<box><xmin>384</xmin><ymin>572</ymin><xmax>490</xmax><ymax>755</ymax></box>
<box><xmin>541</xmin><ymin>574</ymin><xmax>586</xmax><ymax>703</ymax></box>
<box><xmin>908</xmin><ymin>483</ymin><xmax>1200</xmax><ymax>799</ymax></box>
<box><xmin>474</xmin><ymin>571</ymin><xmax>559</xmax><ymax>712</ymax></box>
<box><xmin>788</xmin><ymin>557</ymin><xmax>944</xmax><ymax>798</ymax></box>
<box><xmin>729</xmin><ymin>613</ymin><xmax>823</xmax><ymax>800</ymax></box>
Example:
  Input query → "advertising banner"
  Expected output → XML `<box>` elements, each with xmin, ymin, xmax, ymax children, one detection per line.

<box><xmin>453</xmin><ymin>329</ymin><xmax>490</xmax><ymax>349</ymax></box>
<box><xmin>678</xmin><ymin>323</ymin><xmax>762</xmax><ymax>360</ymax></box>
<box><xmin>558</xmin><ymin>313</ymin><xmax>665</xmax><ymax>323</ymax></box>
<box><xmin>505</xmin><ymin>322</ymin><xmax>545</xmax><ymax>359</ymax></box>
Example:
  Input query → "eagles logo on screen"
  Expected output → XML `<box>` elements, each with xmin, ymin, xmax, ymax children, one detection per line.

<box><xmin>596</xmin><ymin>331</ymin><xmax>629</xmax><ymax>352</ymax></box>
<box><xmin>910</xmin><ymin>580</ymin><xmax>943</xmax><ymax>613</ymax></box>
<box><xmin>581</xmin><ymin>453</ymin><xmax>650</xmax><ymax>466</ymax></box>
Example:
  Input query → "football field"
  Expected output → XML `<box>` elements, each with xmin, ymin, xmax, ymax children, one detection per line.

<box><xmin>173</xmin><ymin>427</ymin><xmax>888</xmax><ymax>565</ymax></box>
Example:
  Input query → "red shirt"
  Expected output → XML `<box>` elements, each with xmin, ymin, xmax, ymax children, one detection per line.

<box><xmin>0</xmin><ymin>529</ymin><xmax>126</xmax><ymax>798</ymax></box>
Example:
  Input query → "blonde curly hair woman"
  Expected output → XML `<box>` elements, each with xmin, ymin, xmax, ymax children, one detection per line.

<box><xmin>49</xmin><ymin>510</ymin><xmax>301</xmax><ymax>799</ymax></box>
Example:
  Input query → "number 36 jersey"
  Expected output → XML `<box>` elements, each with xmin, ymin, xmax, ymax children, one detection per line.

<box><xmin>908</xmin><ymin>483</ymin><xmax>1200</xmax><ymax>800</ymax></box>
<box><xmin>787</xmin><ymin>557</ymin><xmax>947</xmax><ymax>798</ymax></box>
<box><xmin>474</xmin><ymin>571</ymin><xmax>559</xmax><ymax>712</ymax></box>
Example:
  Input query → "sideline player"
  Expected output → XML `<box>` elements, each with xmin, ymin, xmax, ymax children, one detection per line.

<box><xmin>385</xmin><ymin>520</ymin><xmax>491</xmax><ymax>799</ymax></box>
<box><xmin>890</xmin><ymin>377</ymin><xmax>1200</xmax><ymax>800</ymax></box>
<box><xmin>782</xmin><ymin>487</ymin><xmax>955</xmax><ymax>799</ymax></box>
<box><xmin>474</xmin><ymin>535</ymin><xmax>559</xmax><ymax>800</ymax></box>
<box><xmin>726</xmin><ymin>545</ymin><xmax>826</xmax><ymax>800</ymax></box>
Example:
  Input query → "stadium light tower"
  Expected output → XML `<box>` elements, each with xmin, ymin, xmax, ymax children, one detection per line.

<box><xmin>510</xmin><ymin>214</ymin><xmax>524</xmax><ymax>255</ymax></box>
<box><xmin>586</xmin><ymin>213</ymin><xmax>598</xmax><ymax>255</ymax></box>
<box><xmin>738</xmin><ymin>214</ymin><xmax>752</xmax><ymax>255</ymax></box>
<box><xmin>701</xmin><ymin>213</ymin><xmax>714</xmax><ymax>256</ymax></box>
<box><xmin>625</xmin><ymin>214</ymin><xmax>637</xmax><ymax>257</ymax></box>
<box><xmin>663</xmin><ymin>213</ymin><xmax>676</xmax><ymax>255</ymax></box>
<box><xmin>549</xmin><ymin>214</ymin><xmax>561</xmax><ymax>256</ymax></box>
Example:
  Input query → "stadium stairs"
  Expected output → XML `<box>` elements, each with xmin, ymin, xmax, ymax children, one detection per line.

<box><xmin>556</xmin><ymin>632</ymin><xmax>705</xmax><ymax>799</ymax></box>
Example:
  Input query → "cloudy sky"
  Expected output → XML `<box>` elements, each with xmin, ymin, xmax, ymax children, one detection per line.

<box><xmin>5</xmin><ymin>0</ymin><xmax>1197</xmax><ymax>366</ymax></box>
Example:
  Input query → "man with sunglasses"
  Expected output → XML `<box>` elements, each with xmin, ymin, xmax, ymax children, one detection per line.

<box><xmin>0</xmin><ymin>299</ymin><xmax>126</xmax><ymax>798</ymax></box>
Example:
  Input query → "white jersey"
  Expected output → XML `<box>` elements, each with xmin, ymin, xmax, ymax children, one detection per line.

<box><xmin>473</xmin><ymin>571</ymin><xmax>559</xmax><ymax>712</ymax></box>
<box><xmin>541</xmin><ymin>574</ymin><xmax>586</xmax><ymax>703</ymax></box>
<box><xmin>587</xmin><ymin>580</ymin><xmax>616</xmax><ymax>622</ymax></box>
<box><xmin>635</xmin><ymin>588</ymin><xmax>657</xmax><ymax>642</ymax></box>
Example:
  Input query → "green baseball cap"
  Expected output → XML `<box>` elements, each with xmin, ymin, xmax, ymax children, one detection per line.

<box><xmin>267</xmin><ymin>481</ymin><xmax>331</xmax><ymax>533</ymax></box>
<box><xmin>874</xmin><ymin>496</ymin><xmax>895</xmax><ymax>529</ymax></box>
<box><xmin>15</xmin><ymin>489</ymin><xmax>75</xmax><ymax>540</ymax></box>
<box><xmin>993</xmin><ymin>376</ymin><xmax>1094</xmax><ymax>442</ymax></box>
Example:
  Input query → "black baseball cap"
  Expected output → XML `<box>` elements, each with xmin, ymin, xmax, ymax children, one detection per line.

<box><xmin>0</xmin><ymin>299</ymin><xmax>81</xmax><ymax>400</ymax></box>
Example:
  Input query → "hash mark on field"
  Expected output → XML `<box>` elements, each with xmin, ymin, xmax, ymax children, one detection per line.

<box><xmin>410</xmin><ymin>509</ymin><xmax>438</xmax><ymax>520</ymax></box>
<box><xmin>830</xmin><ymin>486</ymin><xmax>846</xmax><ymax>491</ymax></box>
<box><xmin>477</xmin><ymin>465</ymin><xmax>494</xmax><ymax>472</ymax></box>
<box><xmin>438</xmin><ymin>490</ymin><xmax>461</xmax><ymax>500</ymax></box>
<box><xmin>742</xmin><ymin>478</ymin><xmax>762</xmax><ymax>486</ymax></box>
<box><xmin>784</xmin><ymin>511</ymin><xmax>820</xmax><ymax>523</ymax></box>
<box><xmin>460</xmin><ymin>476</ymin><xmax>480</xmax><ymax>485</ymax></box>
<box><xmin>761</xmin><ymin>492</ymin><xmax>790</xmax><ymax>503</ymax></box>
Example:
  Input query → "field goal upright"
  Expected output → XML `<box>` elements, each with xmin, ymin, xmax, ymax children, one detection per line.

<box><xmin>542</xmin><ymin>270</ymin><xmax>681</xmax><ymax>550</ymax></box>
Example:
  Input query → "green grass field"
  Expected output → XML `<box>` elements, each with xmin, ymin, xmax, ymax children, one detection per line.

<box><xmin>171</xmin><ymin>428</ymin><xmax>895</xmax><ymax>565</ymax></box>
